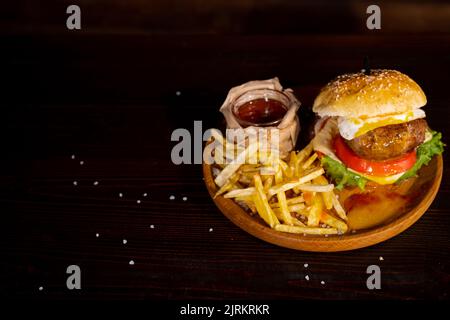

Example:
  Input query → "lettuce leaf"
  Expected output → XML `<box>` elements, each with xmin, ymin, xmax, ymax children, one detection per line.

<box><xmin>397</xmin><ymin>130</ymin><xmax>445</xmax><ymax>182</ymax></box>
<box><xmin>321</xmin><ymin>156</ymin><xmax>367</xmax><ymax>190</ymax></box>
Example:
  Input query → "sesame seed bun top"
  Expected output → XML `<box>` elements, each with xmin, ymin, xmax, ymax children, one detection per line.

<box><xmin>312</xmin><ymin>69</ymin><xmax>427</xmax><ymax>118</ymax></box>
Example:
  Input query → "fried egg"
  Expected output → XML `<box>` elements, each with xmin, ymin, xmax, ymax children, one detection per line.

<box><xmin>337</xmin><ymin>109</ymin><xmax>426</xmax><ymax>140</ymax></box>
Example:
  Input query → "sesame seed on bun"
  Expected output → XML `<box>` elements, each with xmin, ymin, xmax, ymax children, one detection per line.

<box><xmin>312</xmin><ymin>69</ymin><xmax>427</xmax><ymax>118</ymax></box>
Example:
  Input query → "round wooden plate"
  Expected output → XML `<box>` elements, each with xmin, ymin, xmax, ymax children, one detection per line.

<box><xmin>203</xmin><ymin>155</ymin><xmax>443</xmax><ymax>252</ymax></box>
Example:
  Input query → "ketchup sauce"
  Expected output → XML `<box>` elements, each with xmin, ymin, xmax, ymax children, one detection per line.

<box><xmin>234</xmin><ymin>98</ymin><xmax>288</xmax><ymax>127</ymax></box>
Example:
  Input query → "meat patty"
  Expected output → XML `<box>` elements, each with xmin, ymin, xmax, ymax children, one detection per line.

<box><xmin>345</xmin><ymin>119</ymin><xmax>428</xmax><ymax>160</ymax></box>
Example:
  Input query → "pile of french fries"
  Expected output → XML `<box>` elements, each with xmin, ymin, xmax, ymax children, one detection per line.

<box><xmin>211</xmin><ymin>133</ymin><xmax>348</xmax><ymax>236</ymax></box>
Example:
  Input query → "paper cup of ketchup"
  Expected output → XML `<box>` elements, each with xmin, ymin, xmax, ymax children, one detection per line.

<box><xmin>219</xmin><ymin>78</ymin><xmax>301</xmax><ymax>158</ymax></box>
<box><xmin>232</xmin><ymin>89</ymin><xmax>290</xmax><ymax>127</ymax></box>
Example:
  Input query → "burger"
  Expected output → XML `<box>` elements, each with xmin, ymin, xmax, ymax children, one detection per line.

<box><xmin>312</xmin><ymin>69</ymin><xmax>444</xmax><ymax>189</ymax></box>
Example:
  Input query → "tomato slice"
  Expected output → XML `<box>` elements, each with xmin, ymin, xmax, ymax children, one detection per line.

<box><xmin>334</xmin><ymin>136</ymin><xmax>417</xmax><ymax>176</ymax></box>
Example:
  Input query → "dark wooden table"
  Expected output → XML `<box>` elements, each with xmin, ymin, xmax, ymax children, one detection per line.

<box><xmin>1</xmin><ymin>33</ymin><xmax>449</xmax><ymax>300</ymax></box>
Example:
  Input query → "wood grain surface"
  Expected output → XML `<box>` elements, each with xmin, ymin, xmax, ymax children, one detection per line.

<box><xmin>1</xmin><ymin>33</ymin><xmax>449</xmax><ymax>299</ymax></box>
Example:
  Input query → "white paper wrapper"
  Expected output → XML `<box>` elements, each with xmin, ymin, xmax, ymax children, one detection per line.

<box><xmin>219</xmin><ymin>77</ymin><xmax>301</xmax><ymax>158</ymax></box>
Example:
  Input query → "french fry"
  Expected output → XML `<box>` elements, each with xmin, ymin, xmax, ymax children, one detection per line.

<box><xmin>211</xmin><ymin>136</ymin><xmax>349</xmax><ymax>237</ymax></box>
<box><xmin>263</xmin><ymin>176</ymin><xmax>274</xmax><ymax>192</ymax></box>
<box><xmin>247</xmin><ymin>203</ymin><xmax>257</xmax><ymax>214</ymax></box>
<box><xmin>298</xmin><ymin>200</ymin><xmax>347</xmax><ymax>232</ymax></box>
<box><xmin>313</xmin><ymin>176</ymin><xmax>333</xmax><ymax>210</ymax></box>
<box><xmin>273</xmin><ymin>209</ymin><xmax>290</xmax><ymax>224</ymax></box>
<box><xmin>214</xmin><ymin>182</ymin><xmax>232</xmax><ymax>198</ymax></box>
<box><xmin>331</xmin><ymin>192</ymin><xmax>347</xmax><ymax>221</ymax></box>
<box><xmin>235</xmin><ymin>196</ymin><xmax>253</xmax><ymax>202</ymax></box>
<box><xmin>295</xmin><ymin>142</ymin><xmax>313</xmax><ymax>165</ymax></box>
<box><xmin>275</xmin><ymin>224</ymin><xmax>339</xmax><ymax>235</ymax></box>
<box><xmin>295</xmin><ymin>184</ymin><xmax>334</xmax><ymax>193</ymax></box>
<box><xmin>214</xmin><ymin>173</ymin><xmax>240</xmax><ymax>198</ymax></box>
<box><xmin>258</xmin><ymin>150</ymin><xmax>274</xmax><ymax>164</ymax></box>
<box><xmin>293</xmin><ymin>156</ymin><xmax>301</xmax><ymax>193</ymax></box>
<box><xmin>238</xmin><ymin>175</ymin><xmax>252</xmax><ymax>186</ymax></box>
<box><xmin>287</xmin><ymin>203</ymin><xmax>306</xmax><ymax>212</ymax></box>
<box><xmin>211</xmin><ymin>134</ymin><xmax>245</xmax><ymax>165</ymax></box>
<box><xmin>214</xmin><ymin>142</ymin><xmax>259</xmax><ymax>187</ymax></box>
<box><xmin>303</xmin><ymin>191</ymin><xmax>314</xmax><ymax>206</ymax></box>
<box><xmin>213</xmin><ymin>145</ymin><xmax>226</xmax><ymax>165</ymax></box>
<box><xmin>288</xmin><ymin>196</ymin><xmax>305</xmax><ymax>205</ymax></box>
<box><xmin>274</xmin><ymin>162</ymin><xmax>293</xmax><ymax>225</ymax></box>
<box><xmin>239</xmin><ymin>171</ymin><xmax>258</xmax><ymax>181</ymax></box>
<box><xmin>275</xmin><ymin>192</ymin><xmax>293</xmax><ymax>225</ymax></box>
<box><xmin>272</xmin><ymin>203</ymin><xmax>306</xmax><ymax>215</ymax></box>
<box><xmin>270</xmin><ymin>196</ymin><xmax>304</xmax><ymax>208</ymax></box>
<box><xmin>209</xmin><ymin>128</ymin><xmax>226</xmax><ymax>145</ymax></box>
<box><xmin>307</xmin><ymin>194</ymin><xmax>323</xmax><ymax>227</ymax></box>
<box><xmin>289</xmin><ymin>151</ymin><xmax>297</xmax><ymax>172</ymax></box>
<box><xmin>323</xmin><ymin>191</ymin><xmax>334</xmax><ymax>210</ymax></box>
<box><xmin>215</xmin><ymin>163</ymin><xmax>241</xmax><ymax>187</ymax></box>
<box><xmin>260</xmin><ymin>167</ymin><xmax>277</xmax><ymax>175</ymax></box>
<box><xmin>253</xmin><ymin>174</ymin><xmax>279</xmax><ymax>228</ymax></box>
<box><xmin>279</xmin><ymin>160</ymin><xmax>293</xmax><ymax>179</ymax></box>
<box><xmin>302</xmin><ymin>152</ymin><xmax>318</xmax><ymax>169</ymax></box>
<box><xmin>260</xmin><ymin>149</ymin><xmax>277</xmax><ymax>166</ymax></box>
<box><xmin>240</xmin><ymin>164</ymin><xmax>261</xmax><ymax>173</ymax></box>
<box><xmin>294</xmin><ymin>160</ymin><xmax>303</xmax><ymax>180</ymax></box>
<box><xmin>273</xmin><ymin>209</ymin><xmax>306</xmax><ymax>227</ymax></box>
<box><xmin>224</xmin><ymin>187</ymin><xmax>255</xmax><ymax>198</ymax></box>
<box><xmin>319</xmin><ymin>211</ymin><xmax>348</xmax><ymax>233</ymax></box>
<box><xmin>268</xmin><ymin>167</ymin><xmax>325</xmax><ymax>197</ymax></box>
<box><xmin>292</xmin><ymin>217</ymin><xmax>307</xmax><ymax>227</ymax></box>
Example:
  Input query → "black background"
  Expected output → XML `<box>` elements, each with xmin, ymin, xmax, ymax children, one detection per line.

<box><xmin>1</xmin><ymin>0</ymin><xmax>449</xmax><ymax>300</ymax></box>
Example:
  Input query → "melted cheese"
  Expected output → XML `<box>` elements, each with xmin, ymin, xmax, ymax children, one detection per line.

<box><xmin>350</xmin><ymin>170</ymin><xmax>404</xmax><ymax>185</ymax></box>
